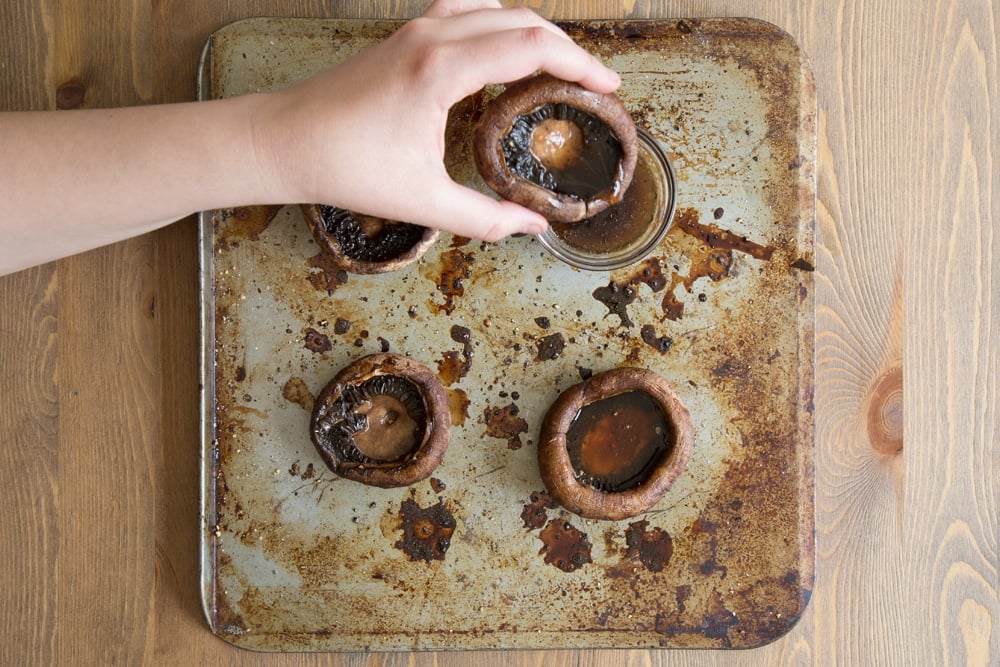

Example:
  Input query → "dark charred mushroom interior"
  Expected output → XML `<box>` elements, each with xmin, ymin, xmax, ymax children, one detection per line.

<box><xmin>301</xmin><ymin>204</ymin><xmax>438</xmax><ymax>275</ymax></box>
<box><xmin>502</xmin><ymin>104</ymin><xmax>623</xmax><ymax>201</ymax></box>
<box><xmin>474</xmin><ymin>73</ymin><xmax>638</xmax><ymax>223</ymax></box>
<box><xmin>565</xmin><ymin>390</ymin><xmax>674</xmax><ymax>492</ymax></box>
<box><xmin>314</xmin><ymin>375</ymin><xmax>427</xmax><ymax>465</ymax></box>
<box><xmin>310</xmin><ymin>353</ymin><xmax>450</xmax><ymax>488</ymax></box>
<box><xmin>319</xmin><ymin>206</ymin><xmax>426</xmax><ymax>263</ymax></box>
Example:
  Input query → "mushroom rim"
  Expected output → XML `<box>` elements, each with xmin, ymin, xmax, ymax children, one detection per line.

<box><xmin>300</xmin><ymin>204</ymin><xmax>440</xmax><ymax>275</ymax></box>
<box><xmin>473</xmin><ymin>73</ymin><xmax>639</xmax><ymax>223</ymax></box>
<box><xmin>537</xmin><ymin>368</ymin><xmax>694</xmax><ymax>521</ymax></box>
<box><xmin>310</xmin><ymin>353</ymin><xmax>451</xmax><ymax>488</ymax></box>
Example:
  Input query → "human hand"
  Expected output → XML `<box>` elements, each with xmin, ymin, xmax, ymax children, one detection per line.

<box><xmin>253</xmin><ymin>0</ymin><xmax>621</xmax><ymax>241</ymax></box>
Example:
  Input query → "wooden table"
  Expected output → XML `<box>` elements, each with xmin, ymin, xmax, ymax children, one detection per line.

<box><xmin>0</xmin><ymin>1</ymin><xmax>995</xmax><ymax>665</ymax></box>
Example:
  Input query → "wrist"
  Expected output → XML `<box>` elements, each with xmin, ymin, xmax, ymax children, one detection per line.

<box><xmin>242</xmin><ymin>90</ymin><xmax>315</xmax><ymax>207</ymax></box>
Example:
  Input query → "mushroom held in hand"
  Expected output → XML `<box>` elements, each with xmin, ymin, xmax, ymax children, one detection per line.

<box><xmin>474</xmin><ymin>73</ymin><xmax>638</xmax><ymax>223</ymax></box>
<box><xmin>301</xmin><ymin>204</ymin><xmax>438</xmax><ymax>275</ymax></box>
<box><xmin>538</xmin><ymin>368</ymin><xmax>693</xmax><ymax>520</ymax></box>
<box><xmin>310</xmin><ymin>353</ymin><xmax>450</xmax><ymax>488</ymax></box>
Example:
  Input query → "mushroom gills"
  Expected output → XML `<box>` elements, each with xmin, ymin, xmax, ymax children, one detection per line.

<box><xmin>502</xmin><ymin>104</ymin><xmax>623</xmax><ymax>200</ymax></box>
<box><xmin>320</xmin><ymin>205</ymin><xmax>426</xmax><ymax>263</ymax></box>
<box><xmin>315</xmin><ymin>374</ymin><xmax>428</xmax><ymax>465</ymax></box>
<box><xmin>565</xmin><ymin>390</ymin><xmax>674</xmax><ymax>492</ymax></box>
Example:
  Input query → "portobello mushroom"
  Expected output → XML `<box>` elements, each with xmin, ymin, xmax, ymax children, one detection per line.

<box><xmin>310</xmin><ymin>353</ymin><xmax>450</xmax><ymax>488</ymax></box>
<box><xmin>474</xmin><ymin>73</ymin><xmax>638</xmax><ymax>223</ymax></box>
<box><xmin>538</xmin><ymin>367</ymin><xmax>693</xmax><ymax>520</ymax></box>
<box><xmin>301</xmin><ymin>204</ymin><xmax>438</xmax><ymax>275</ymax></box>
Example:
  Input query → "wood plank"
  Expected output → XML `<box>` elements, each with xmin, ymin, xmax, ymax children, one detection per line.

<box><xmin>905</xmin><ymin>0</ymin><xmax>999</xmax><ymax>665</ymax></box>
<box><xmin>0</xmin><ymin>3</ymin><xmax>60</xmax><ymax>667</ymax></box>
<box><xmin>41</xmin><ymin>0</ymin><xmax>157</xmax><ymax>664</ymax></box>
<box><xmin>0</xmin><ymin>266</ymin><xmax>60</xmax><ymax>667</ymax></box>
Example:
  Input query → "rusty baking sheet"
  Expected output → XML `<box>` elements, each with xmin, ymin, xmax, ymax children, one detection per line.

<box><xmin>198</xmin><ymin>17</ymin><xmax>816</xmax><ymax>652</ymax></box>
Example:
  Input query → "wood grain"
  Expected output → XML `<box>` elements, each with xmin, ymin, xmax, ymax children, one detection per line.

<box><xmin>1</xmin><ymin>0</ymin><xmax>997</xmax><ymax>665</ymax></box>
<box><xmin>906</xmin><ymin>1</ymin><xmax>998</xmax><ymax>666</ymax></box>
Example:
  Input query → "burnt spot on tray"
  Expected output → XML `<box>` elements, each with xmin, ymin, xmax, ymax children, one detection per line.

<box><xmin>593</xmin><ymin>280</ymin><xmax>637</xmax><ymax>328</ymax></box>
<box><xmin>654</xmin><ymin>590</ymin><xmax>739</xmax><ymax>647</ymax></box>
<box><xmin>534</xmin><ymin>316</ymin><xmax>551</xmax><ymax>329</ymax></box>
<box><xmin>538</xmin><ymin>519</ymin><xmax>593</xmax><ymax>572</ymax></box>
<box><xmin>691</xmin><ymin>517</ymin><xmax>728</xmax><ymax>579</ymax></box>
<box><xmin>307</xmin><ymin>251</ymin><xmax>349</xmax><ymax>294</ymax></box>
<box><xmin>222</xmin><ymin>205</ymin><xmax>283</xmax><ymax>243</ymax></box>
<box><xmin>640</xmin><ymin>324</ymin><xmax>674</xmax><ymax>353</ymax></box>
<box><xmin>429</xmin><ymin>248</ymin><xmax>475</xmax><ymax>315</ymax></box>
<box><xmin>626</xmin><ymin>257</ymin><xmax>668</xmax><ymax>292</ymax></box>
<box><xmin>661</xmin><ymin>207</ymin><xmax>775</xmax><ymax>320</ymax></box>
<box><xmin>395</xmin><ymin>498</ymin><xmax>457</xmax><ymax>562</ymax></box>
<box><xmin>624</xmin><ymin>519</ymin><xmax>674</xmax><ymax>573</ymax></box>
<box><xmin>536</xmin><ymin>332</ymin><xmax>566</xmax><ymax>361</ymax></box>
<box><xmin>447</xmin><ymin>388</ymin><xmax>470</xmax><ymax>427</ymax></box>
<box><xmin>675</xmin><ymin>209</ymin><xmax>773</xmax><ymax>261</ymax></box>
<box><xmin>711</xmin><ymin>357</ymin><xmax>751</xmax><ymax>385</ymax></box>
<box><xmin>303</xmin><ymin>327</ymin><xmax>332</xmax><ymax>354</ymax></box>
<box><xmin>520</xmin><ymin>490</ymin><xmax>558</xmax><ymax>530</ymax></box>
<box><xmin>481</xmin><ymin>402</ymin><xmax>529</xmax><ymax>450</ymax></box>
<box><xmin>281</xmin><ymin>376</ymin><xmax>314</xmax><ymax>412</ymax></box>
<box><xmin>333</xmin><ymin>318</ymin><xmax>351</xmax><ymax>334</ymax></box>
<box><xmin>790</xmin><ymin>257</ymin><xmax>815</xmax><ymax>271</ymax></box>
<box><xmin>287</xmin><ymin>461</ymin><xmax>315</xmax><ymax>480</ymax></box>
<box><xmin>430</xmin><ymin>477</ymin><xmax>446</xmax><ymax>494</ymax></box>
<box><xmin>437</xmin><ymin>325</ymin><xmax>474</xmax><ymax>387</ymax></box>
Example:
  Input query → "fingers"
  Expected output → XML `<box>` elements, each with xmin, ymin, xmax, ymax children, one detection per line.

<box><xmin>412</xmin><ymin>4</ymin><xmax>619</xmax><ymax>97</ymax></box>
<box><xmin>446</xmin><ymin>26</ymin><xmax>620</xmax><ymax>99</ymax></box>
<box><xmin>404</xmin><ymin>180</ymin><xmax>548</xmax><ymax>241</ymax></box>
<box><xmin>422</xmin><ymin>0</ymin><xmax>502</xmax><ymax>19</ymax></box>
<box><xmin>421</xmin><ymin>5</ymin><xmax>571</xmax><ymax>44</ymax></box>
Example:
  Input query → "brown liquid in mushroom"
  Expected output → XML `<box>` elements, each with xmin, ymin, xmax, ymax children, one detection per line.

<box><xmin>549</xmin><ymin>141</ymin><xmax>659</xmax><ymax>253</ymax></box>
<box><xmin>565</xmin><ymin>390</ymin><xmax>673</xmax><ymax>492</ymax></box>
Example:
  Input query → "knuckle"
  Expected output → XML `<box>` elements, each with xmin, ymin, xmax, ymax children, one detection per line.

<box><xmin>410</xmin><ymin>42</ymin><xmax>451</xmax><ymax>83</ymax></box>
<box><xmin>519</xmin><ymin>25</ymin><xmax>550</xmax><ymax>51</ymax></box>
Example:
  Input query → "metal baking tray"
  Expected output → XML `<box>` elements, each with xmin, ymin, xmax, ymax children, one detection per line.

<box><xmin>198</xmin><ymin>17</ymin><xmax>816</xmax><ymax>652</ymax></box>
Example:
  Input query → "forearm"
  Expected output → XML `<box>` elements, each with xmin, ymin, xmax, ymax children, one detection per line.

<box><xmin>0</xmin><ymin>95</ymin><xmax>271</xmax><ymax>275</ymax></box>
<box><xmin>1</xmin><ymin>1</ymin><xmax>622</xmax><ymax>276</ymax></box>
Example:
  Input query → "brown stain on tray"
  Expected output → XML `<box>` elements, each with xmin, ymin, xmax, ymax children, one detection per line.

<box><xmin>395</xmin><ymin>497</ymin><xmax>457</xmax><ymax>562</ymax></box>
<box><xmin>538</xmin><ymin>518</ymin><xmax>593</xmax><ymax>573</ymax></box>
<box><xmin>481</xmin><ymin>402</ymin><xmax>529</xmax><ymax>450</ymax></box>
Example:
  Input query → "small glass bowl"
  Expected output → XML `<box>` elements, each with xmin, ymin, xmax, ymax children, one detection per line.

<box><xmin>536</xmin><ymin>127</ymin><xmax>676</xmax><ymax>271</ymax></box>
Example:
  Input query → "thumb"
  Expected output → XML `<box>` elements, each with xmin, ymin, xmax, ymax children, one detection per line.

<box><xmin>418</xmin><ymin>180</ymin><xmax>549</xmax><ymax>241</ymax></box>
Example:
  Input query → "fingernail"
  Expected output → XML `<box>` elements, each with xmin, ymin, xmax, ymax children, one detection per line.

<box><xmin>526</xmin><ymin>219</ymin><xmax>548</xmax><ymax>235</ymax></box>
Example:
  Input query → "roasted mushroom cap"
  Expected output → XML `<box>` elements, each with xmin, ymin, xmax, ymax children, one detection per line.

<box><xmin>301</xmin><ymin>204</ymin><xmax>439</xmax><ymax>275</ymax></box>
<box><xmin>538</xmin><ymin>368</ymin><xmax>693</xmax><ymax>520</ymax></box>
<box><xmin>310</xmin><ymin>353</ymin><xmax>450</xmax><ymax>488</ymax></box>
<box><xmin>474</xmin><ymin>73</ymin><xmax>638</xmax><ymax>223</ymax></box>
